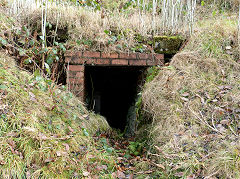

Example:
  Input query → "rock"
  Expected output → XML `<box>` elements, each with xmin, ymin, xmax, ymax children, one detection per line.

<box><xmin>220</xmin><ymin>120</ymin><xmax>229</xmax><ymax>125</ymax></box>
<box><xmin>124</xmin><ymin>104</ymin><xmax>137</xmax><ymax>137</ymax></box>
<box><xmin>226</xmin><ymin>50</ymin><xmax>232</xmax><ymax>55</ymax></box>
<box><xmin>225</xmin><ymin>46</ymin><xmax>232</xmax><ymax>50</ymax></box>
<box><xmin>154</xmin><ymin>35</ymin><xmax>184</xmax><ymax>55</ymax></box>
<box><xmin>124</xmin><ymin>96</ymin><xmax>140</xmax><ymax>137</ymax></box>
<box><xmin>82</xmin><ymin>171</ymin><xmax>90</xmax><ymax>177</ymax></box>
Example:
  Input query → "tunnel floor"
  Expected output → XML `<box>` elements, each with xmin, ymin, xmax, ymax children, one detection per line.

<box><xmin>85</xmin><ymin>66</ymin><xmax>147</xmax><ymax>131</ymax></box>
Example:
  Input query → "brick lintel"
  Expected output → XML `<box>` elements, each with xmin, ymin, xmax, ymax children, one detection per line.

<box><xmin>65</xmin><ymin>50</ymin><xmax>164</xmax><ymax>66</ymax></box>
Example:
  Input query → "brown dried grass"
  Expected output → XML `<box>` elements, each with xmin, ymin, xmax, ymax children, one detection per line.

<box><xmin>24</xmin><ymin>3</ymin><xmax>157</xmax><ymax>52</ymax></box>
<box><xmin>9</xmin><ymin>1</ymin><xmax>187</xmax><ymax>53</ymax></box>
<box><xmin>142</xmin><ymin>16</ymin><xmax>240</xmax><ymax>178</ymax></box>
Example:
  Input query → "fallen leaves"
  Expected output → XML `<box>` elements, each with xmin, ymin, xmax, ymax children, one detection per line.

<box><xmin>68</xmin><ymin>126</ymin><xmax>74</xmax><ymax>133</ymax></box>
<box><xmin>220</xmin><ymin>119</ymin><xmax>229</xmax><ymax>125</ymax></box>
<box><xmin>112</xmin><ymin>170</ymin><xmax>125</xmax><ymax>178</ymax></box>
<box><xmin>29</xmin><ymin>91</ymin><xmax>37</xmax><ymax>102</ymax></box>
<box><xmin>7</xmin><ymin>139</ymin><xmax>23</xmax><ymax>159</ymax></box>
<box><xmin>0</xmin><ymin>160</ymin><xmax>6</xmax><ymax>165</ymax></box>
<box><xmin>63</xmin><ymin>143</ymin><xmax>70</xmax><ymax>151</ymax></box>
<box><xmin>38</xmin><ymin>132</ymin><xmax>48</xmax><ymax>140</ymax></box>
<box><xmin>44</xmin><ymin>158</ymin><xmax>55</xmax><ymax>163</ymax></box>
<box><xmin>174</xmin><ymin>172</ymin><xmax>184</xmax><ymax>177</ymax></box>
<box><xmin>154</xmin><ymin>163</ymin><xmax>165</xmax><ymax>170</ymax></box>
<box><xmin>96</xmin><ymin>165</ymin><xmax>108</xmax><ymax>171</ymax></box>
<box><xmin>56</xmin><ymin>151</ymin><xmax>68</xmax><ymax>157</ymax></box>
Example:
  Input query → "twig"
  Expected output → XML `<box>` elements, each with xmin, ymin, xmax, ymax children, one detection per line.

<box><xmin>238</xmin><ymin>5</ymin><xmax>240</xmax><ymax>46</ymax></box>
<box><xmin>41</xmin><ymin>0</ymin><xmax>48</xmax><ymax>70</ymax></box>
<box><xmin>229</xmin><ymin>125</ymin><xmax>238</xmax><ymax>136</ymax></box>
<box><xmin>53</xmin><ymin>12</ymin><xmax>60</xmax><ymax>45</ymax></box>
<box><xmin>211</xmin><ymin>111</ymin><xmax>218</xmax><ymax>131</ymax></box>
<box><xmin>189</xmin><ymin>107</ymin><xmax>223</xmax><ymax>134</ymax></box>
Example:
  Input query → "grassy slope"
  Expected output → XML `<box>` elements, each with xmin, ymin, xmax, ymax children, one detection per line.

<box><xmin>0</xmin><ymin>53</ymin><xmax>116</xmax><ymax>178</ymax></box>
<box><xmin>142</xmin><ymin>14</ymin><xmax>240</xmax><ymax>178</ymax></box>
<box><xmin>2</xmin><ymin>1</ymin><xmax>240</xmax><ymax>178</ymax></box>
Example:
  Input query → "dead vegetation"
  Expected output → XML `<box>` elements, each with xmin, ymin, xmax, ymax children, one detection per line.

<box><xmin>4</xmin><ymin>0</ymin><xmax>194</xmax><ymax>53</ymax></box>
<box><xmin>22</xmin><ymin>3</ymin><xmax>159</xmax><ymax>52</ymax></box>
<box><xmin>142</xmin><ymin>16</ymin><xmax>240</xmax><ymax>178</ymax></box>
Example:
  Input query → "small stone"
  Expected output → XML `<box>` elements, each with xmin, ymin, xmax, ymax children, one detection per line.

<box><xmin>226</xmin><ymin>50</ymin><xmax>232</xmax><ymax>55</ymax></box>
<box><xmin>225</xmin><ymin>46</ymin><xmax>232</xmax><ymax>50</ymax></box>
<box><xmin>181</xmin><ymin>97</ymin><xmax>189</xmax><ymax>102</ymax></box>
<box><xmin>220</xmin><ymin>120</ymin><xmax>229</xmax><ymax>125</ymax></box>
<box><xmin>83</xmin><ymin>171</ymin><xmax>90</xmax><ymax>177</ymax></box>
<box><xmin>181</xmin><ymin>92</ymin><xmax>189</xmax><ymax>97</ymax></box>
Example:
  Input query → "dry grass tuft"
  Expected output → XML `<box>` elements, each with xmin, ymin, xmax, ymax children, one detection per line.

<box><xmin>142</xmin><ymin>16</ymin><xmax>240</xmax><ymax>178</ymax></box>
<box><xmin>0</xmin><ymin>8</ymin><xmax>18</xmax><ymax>34</ymax></box>
<box><xmin>24</xmin><ymin>3</ymin><xmax>156</xmax><ymax>52</ymax></box>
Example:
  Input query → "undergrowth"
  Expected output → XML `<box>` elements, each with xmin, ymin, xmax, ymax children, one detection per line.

<box><xmin>0</xmin><ymin>53</ymin><xmax>116</xmax><ymax>178</ymax></box>
<box><xmin>142</xmin><ymin>15</ymin><xmax>240</xmax><ymax>178</ymax></box>
<box><xmin>3</xmin><ymin>0</ymin><xmax>191</xmax><ymax>54</ymax></box>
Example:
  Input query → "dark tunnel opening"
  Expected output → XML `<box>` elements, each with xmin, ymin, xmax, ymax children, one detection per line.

<box><xmin>84</xmin><ymin>66</ymin><xmax>147</xmax><ymax>131</ymax></box>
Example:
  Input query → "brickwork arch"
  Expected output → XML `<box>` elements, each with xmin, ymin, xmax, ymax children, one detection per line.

<box><xmin>65</xmin><ymin>51</ymin><xmax>164</xmax><ymax>100</ymax></box>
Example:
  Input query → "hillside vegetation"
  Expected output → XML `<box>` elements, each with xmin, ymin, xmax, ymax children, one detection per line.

<box><xmin>1</xmin><ymin>0</ymin><xmax>240</xmax><ymax>178</ymax></box>
<box><xmin>0</xmin><ymin>53</ymin><xmax>115</xmax><ymax>178</ymax></box>
<box><xmin>142</xmin><ymin>15</ymin><xmax>240</xmax><ymax>178</ymax></box>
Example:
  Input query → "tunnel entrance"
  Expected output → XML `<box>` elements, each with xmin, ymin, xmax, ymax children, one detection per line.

<box><xmin>85</xmin><ymin>66</ymin><xmax>147</xmax><ymax>131</ymax></box>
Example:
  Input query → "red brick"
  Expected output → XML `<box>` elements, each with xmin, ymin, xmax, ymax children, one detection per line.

<box><xmin>75</xmin><ymin>58</ymin><xmax>88</xmax><ymax>64</ymax></box>
<box><xmin>65</xmin><ymin>51</ymin><xmax>82</xmax><ymax>57</ymax></box>
<box><xmin>68</xmin><ymin>78</ymin><xmax>84</xmax><ymax>84</ymax></box>
<box><xmin>69</xmin><ymin>83</ymin><xmax>84</xmax><ymax>89</ymax></box>
<box><xmin>95</xmin><ymin>59</ymin><xmax>110</xmax><ymax>65</ymax></box>
<box><xmin>147</xmin><ymin>59</ymin><xmax>157</xmax><ymax>66</ymax></box>
<box><xmin>129</xmin><ymin>60</ymin><xmax>146</xmax><ymax>66</ymax></box>
<box><xmin>156</xmin><ymin>59</ymin><xmax>164</xmax><ymax>66</ymax></box>
<box><xmin>148</xmin><ymin>54</ymin><xmax>155</xmax><ymax>60</ymax></box>
<box><xmin>138</xmin><ymin>53</ymin><xmax>149</xmax><ymax>59</ymax></box>
<box><xmin>68</xmin><ymin>65</ymin><xmax>84</xmax><ymax>72</ymax></box>
<box><xmin>68</xmin><ymin>71</ymin><xmax>76</xmax><ymax>78</ymax></box>
<box><xmin>83</xmin><ymin>51</ymin><xmax>100</xmax><ymax>58</ymax></box>
<box><xmin>65</xmin><ymin>57</ymin><xmax>71</xmax><ymax>63</ymax></box>
<box><xmin>69</xmin><ymin>84</ymin><xmax>79</xmax><ymax>91</ymax></box>
<box><xmin>76</xmin><ymin>91</ymin><xmax>84</xmax><ymax>99</ymax></box>
<box><xmin>85</xmin><ymin>59</ymin><xmax>96</xmax><ymax>64</ymax></box>
<box><xmin>101</xmin><ymin>53</ymin><xmax>119</xmax><ymax>59</ymax></box>
<box><xmin>68</xmin><ymin>57</ymin><xmax>86</xmax><ymax>64</ymax></box>
<box><xmin>112</xmin><ymin>59</ymin><xmax>128</xmax><ymax>65</ymax></box>
<box><xmin>69</xmin><ymin>85</ymin><xmax>85</xmax><ymax>100</ymax></box>
<box><xmin>76</xmin><ymin>72</ymin><xmax>84</xmax><ymax>78</ymax></box>
<box><xmin>65</xmin><ymin>50</ymin><xmax>72</xmax><ymax>57</ymax></box>
<box><xmin>119</xmin><ymin>53</ymin><xmax>136</xmax><ymax>59</ymax></box>
<box><xmin>154</xmin><ymin>54</ymin><xmax>164</xmax><ymax>60</ymax></box>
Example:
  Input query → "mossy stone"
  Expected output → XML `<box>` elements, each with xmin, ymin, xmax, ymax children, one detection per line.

<box><xmin>154</xmin><ymin>35</ymin><xmax>184</xmax><ymax>54</ymax></box>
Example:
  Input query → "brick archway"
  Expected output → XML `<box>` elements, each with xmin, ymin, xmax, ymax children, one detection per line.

<box><xmin>65</xmin><ymin>51</ymin><xmax>164</xmax><ymax>101</ymax></box>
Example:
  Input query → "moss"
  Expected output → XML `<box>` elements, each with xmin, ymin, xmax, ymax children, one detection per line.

<box><xmin>154</xmin><ymin>35</ymin><xmax>184</xmax><ymax>54</ymax></box>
